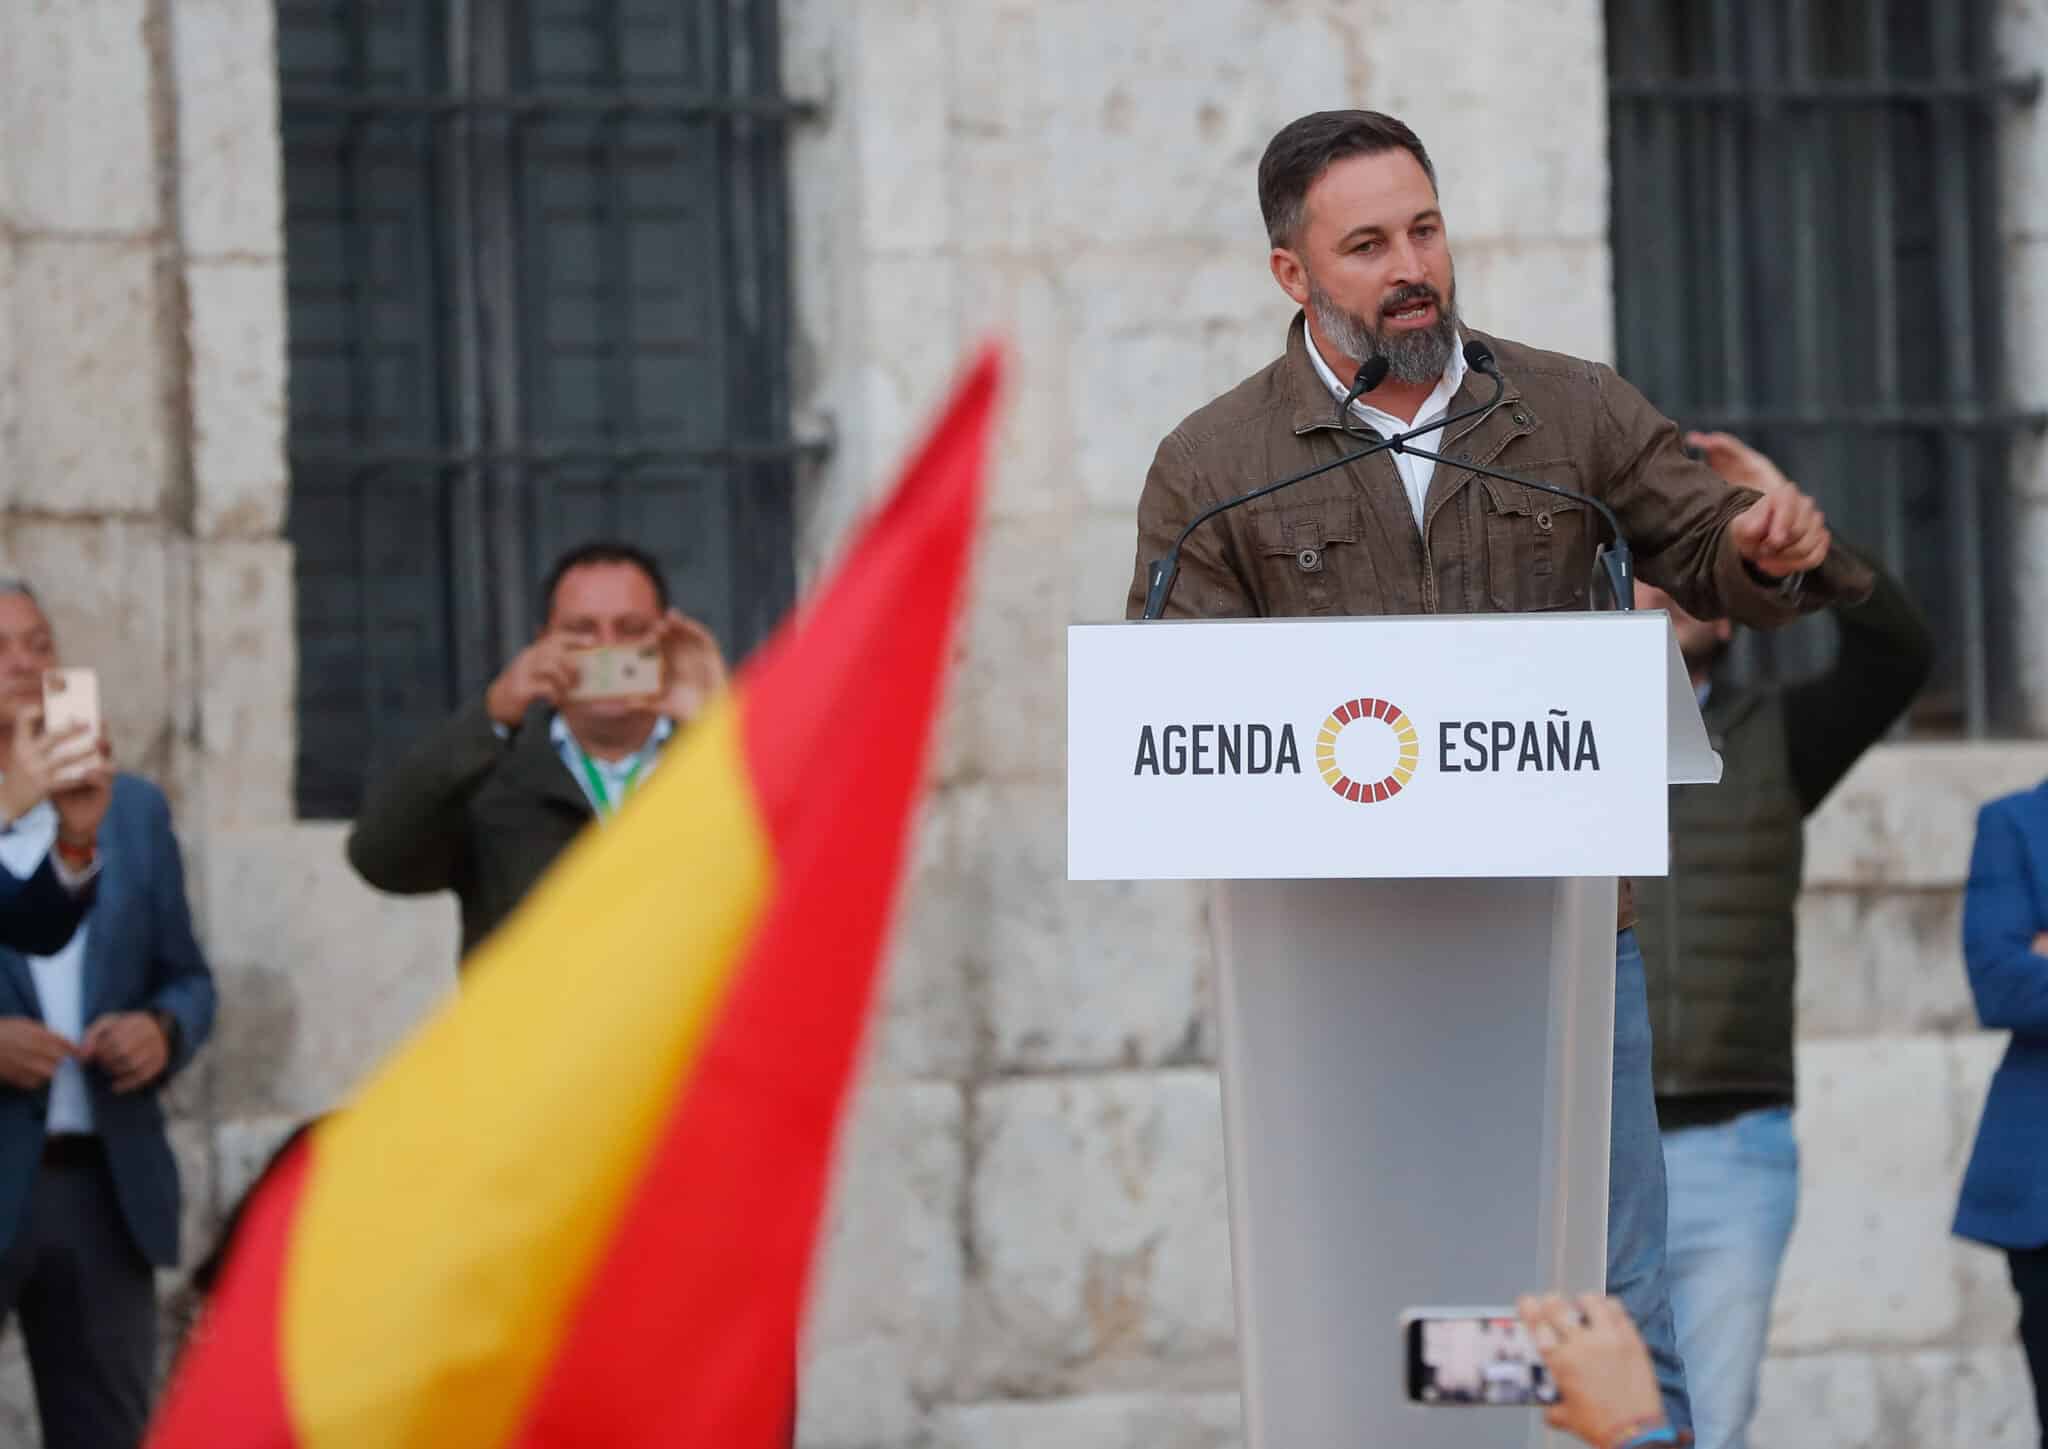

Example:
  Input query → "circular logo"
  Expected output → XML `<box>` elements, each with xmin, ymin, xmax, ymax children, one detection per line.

<box><xmin>1317</xmin><ymin>697</ymin><xmax>1419</xmax><ymax>803</ymax></box>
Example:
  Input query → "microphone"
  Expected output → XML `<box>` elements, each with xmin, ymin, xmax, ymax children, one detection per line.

<box><xmin>1336</xmin><ymin>355</ymin><xmax>1390</xmax><ymax>438</ymax></box>
<box><xmin>1140</xmin><ymin>340</ymin><xmax>1506</xmax><ymax>620</ymax></box>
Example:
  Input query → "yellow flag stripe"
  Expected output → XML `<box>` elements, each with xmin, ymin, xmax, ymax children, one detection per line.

<box><xmin>280</xmin><ymin>695</ymin><xmax>775</xmax><ymax>1449</ymax></box>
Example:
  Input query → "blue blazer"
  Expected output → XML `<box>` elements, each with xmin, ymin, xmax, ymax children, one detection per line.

<box><xmin>1956</xmin><ymin>784</ymin><xmax>2048</xmax><ymax>1251</ymax></box>
<box><xmin>0</xmin><ymin>775</ymin><xmax>215</xmax><ymax>1267</ymax></box>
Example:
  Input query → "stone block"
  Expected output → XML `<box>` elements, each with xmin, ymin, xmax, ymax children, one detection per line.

<box><xmin>171</xmin><ymin>0</ymin><xmax>284</xmax><ymax>260</ymax></box>
<box><xmin>200</xmin><ymin>823</ymin><xmax>456</xmax><ymax>1117</ymax></box>
<box><xmin>0</xmin><ymin>0</ymin><xmax>157</xmax><ymax>235</ymax></box>
<box><xmin>194</xmin><ymin>539</ymin><xmax>295</xmax><ymax>825</ymax></box>
<box><xmin>949</xmin><ymin>259</ymin><xmax>1075</xmax><ymax>526</ymax></box>
<box><xmin>2005</xmin><ymin>238</ymin><xmax>2048</xmax><ymax>415</ymax></box>
<box><xmin>2000</xmin><ymin>0</ymin><xmax>2048</xmax><ymax>245</ymax></box>
<box><xmin>952</xmin><ymin>782</ymin><xmax>1214</xmax><ymax>1072</ymax></box>
<box><xmin>1804</xmin><ymin>742</ymin><xmax>2048</xmax><ymax>890</ymax></box>
<box><xmin>968</xmin><ymin>1071</ymin><xmax>1236</xmax><ymax>1395</ymax></box>
<box><xmin>1753</xmin><ymin>1346</ymin><xmax>2039</xmax><ymax>1449</ymax></box>
<box><xmin>1796</xmin><ymin>889</ymin><xmax>1976</xmax><ymax>1039</ymax></box>
<box><xmin>844</xmin><ymin>0</ymin><xmax>951</xmax><ymax>256</ymax></box>
<box><xmin>798</xmin><ymin>1082</ymin><xmax>966</xmax><ymax>1449</ymax></box>
<box><xmin>0</xmin><ymin>232</ymin><xmax>14</xmax><ymax>497</ymax></box>
<box><xmin>938</xmin><ymin>516</ymin><xmax>1068</xmax><ymax>785</ymax></box>
<box><xmin>949</xmin><ymin>4</ymin><xmax>1346</xmax><ymax>256</ymax></box>
<box><xmin>0</xmin><ymin>1331</ymin><xmax>33</xmax><ymax>1444</ymax></box>
<box><xmin>168</xmin><ymin>1115</ymin><xmax>216</xmax><ymax>1268</ymax></box>
<box><xmin>1074</xmin><ymin>509</ymin><xmax>1141</xmax><ymax>626</ymax></box>
<box><xmin>0</xmin><ymin>518</ymin><xmax>179</xmax><ymax>776</ymax></box>
<box><xmin>795</xmin><ymin>254</ymin><xmax>961</xmax><ymax>581</ymax></box>
<box><xmin>1771</xmin><ymin>1036</ymin><xmax>2012</xmax><ymax>1353</ymax></box>
<box><xmin>11</xmin><ymin>238</ymin><xmax>171</xmax><ymax>514</ymax></box>
<box><xmin>872</xmin><ymin>789</ymin><xmax>979</xmax><ymax>1081</ymax></box>
<box><xmin>1454</xmin><ymin>238</ymin><xmax>1615</xmax><ymax>368</ymax></box>
<box><xmin>929</xmin><ymin>1392</ymin><xmax>1244</xmax><ymax>1449</ymax></box>
<box><xmin>213</xmin><ymin>1113</ymin><xmax>305</xmax><ymax>1221</ymax></box>
<box><xmin>187</xmin><ymin>260</ymin><xmax>288</xmax><ymax>538</ymax></box>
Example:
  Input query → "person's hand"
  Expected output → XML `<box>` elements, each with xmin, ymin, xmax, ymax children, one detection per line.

<box><xmin>1519</xmin><ymin>1294</ymin><xmax>1666</xmax><ymax>1449</ymax></box>
<box><xmin>0</xmin><ymin>1017</ymin><xmax>76</xmax><ymax>1090</ymax></box>
<box><xmin>652</xmin><ymin>610</ymin><xmax>727</xmax><ymax>726</ymax></box>
<box><xmin>1727</xmin><ymin>481</ymin><xmax>1830</xmax><ymax>578</ymax></box>
<box><xmin>1685</xmin><ymin>429</ymin><xmax>1794</xmax><ymax>496</ymax></box>
<box><xmin>51</xmin><ymin>737</ymin><xmax>113</xmax><ymax>852</ymax></box>
<box><xmin>485</xmin><ymin>636</ymin><xmax>580</xmax><ymax>729</ymax></box>
<box><xmin>81</xmin><ymin>1012</ymin><xmax>170</xmax><ymax>1093</ymax></box>
<box><xmin>0</xmin><ymin>712</ymin><xmax>95</xmax><ymax>825</ymax></box>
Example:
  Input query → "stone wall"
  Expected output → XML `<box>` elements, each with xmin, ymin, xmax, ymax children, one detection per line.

<box><xmin>0</xmin><ymin>0</ymin><xmax>2038</xmax><ymax>1445</ymax></box>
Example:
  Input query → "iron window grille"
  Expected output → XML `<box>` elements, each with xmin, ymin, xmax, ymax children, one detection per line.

<box><xmin>279</xmin><ymin>0</ymin><xmax>821</xmax><ymax>818</ymax></box>
<box><xmin>1607</xmin><ymin>0</ymin><xmax>2043</xmax><ymax>735</ymax></box>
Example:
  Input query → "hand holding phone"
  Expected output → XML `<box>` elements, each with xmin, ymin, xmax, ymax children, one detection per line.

<box><xmin>1403</xmin><ymin>1307</ymin><xmax>1557</xmax><ymax>1406</ymax></box>
<box><xmin>41</xmin><ymin>669</ymin><xmax>100</xmax><ymax>785</ymax></box>
<box><xmin>564</xmin><ymin>642</ymin><xmax>664</xmax><ymax>702</ymax></box>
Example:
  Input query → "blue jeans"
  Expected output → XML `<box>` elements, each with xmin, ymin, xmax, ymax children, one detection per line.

<box><xmin>1663</xmin><ymin>1106</ymin><xmax>1800</xmax><ymax>1449</ymax></box>
<box><xmin>1612</xmin><ymin>929</ymin><xmax>1692</xmax><ymax>1433</ymax></box>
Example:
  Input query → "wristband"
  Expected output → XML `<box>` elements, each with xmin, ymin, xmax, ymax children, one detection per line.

<box><xmin>1612</xmin><ymin>1424</ymin><xmax>1679</xmax><ymax>1449</ymax></box>
<box><xmin>54</xmin><ymin>837</ymin><xmax>96</xmax><ymax>868</ymax></box>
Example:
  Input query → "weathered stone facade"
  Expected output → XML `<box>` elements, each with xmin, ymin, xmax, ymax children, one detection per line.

<box><xmin>0</xmin><ymin>0</ymin><xmax>2039</xmax><ymax>1444</ymax></box>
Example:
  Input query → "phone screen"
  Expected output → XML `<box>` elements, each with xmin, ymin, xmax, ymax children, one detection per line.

<box><xmin>1406</xmin><ymin>1313</ymin><xmax>1557</xmax><ymax>1405</ymax></box>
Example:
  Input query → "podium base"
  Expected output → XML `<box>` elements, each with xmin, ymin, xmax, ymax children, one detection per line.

<box><xmin>1212</xmin><ymin>876</ymin><xmax>1618</xmax><ymax>1449</ymax></box>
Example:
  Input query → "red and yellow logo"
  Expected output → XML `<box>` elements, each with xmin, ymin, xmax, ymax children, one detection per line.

<box><xmin>1316</xmin><ymin>697</ymin><xmax>1420</xmax><ymax>803</ymax></box>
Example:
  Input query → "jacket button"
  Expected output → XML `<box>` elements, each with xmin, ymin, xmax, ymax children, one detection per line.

<box><xmin>1536</xmin><ymin>511</ymin><xmax>1553</xmax><ymax>531</ymax></box>
<box><xmin>1297</xmin><ymin>547</ymin><xmax>1322</xmax><ymax>572</ymax></box>
<box><xmin>1513</xmin><ymin>411</ymin><xmax>1531</xmax><ymax>426</ymax></box>
<box><xmin>1454</xmin><ymin>451</ymin><xmax>1471</xmax><ymax>464</ymax></box>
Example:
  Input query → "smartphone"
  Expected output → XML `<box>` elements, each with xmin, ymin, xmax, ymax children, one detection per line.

<box><xmin>1402</xmin><ymin>1307</ymin><xmax>1557</xmax><ymax>1406</ymax></box>
<box><xmin>41</xmin><ymin>667</ymin><xmax>100</xmax><ymax>746</ymax></box>
<box><xmin>566</xmin><ymin>643</ymin><xmax>663</xmax><ymax>702</ymax></box>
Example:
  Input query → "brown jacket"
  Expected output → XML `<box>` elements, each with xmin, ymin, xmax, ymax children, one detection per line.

<box><xmin>1122</xmin><ymin>315</ymin><xmax>1874</xmax><ymax>926</ymax></box>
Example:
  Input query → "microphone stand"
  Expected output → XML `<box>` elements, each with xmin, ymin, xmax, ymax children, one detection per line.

<box><xmin>1140</xmin><ymin>370</ymin><xmax>1510</xmax><ymax>620</ymax></box>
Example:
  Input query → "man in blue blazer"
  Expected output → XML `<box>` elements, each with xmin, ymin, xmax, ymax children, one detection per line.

<box><xmin>1957</xmin><ymin>785</ymin><xmax>2048</xmax><ymax>1444</ymax></box>
<box><xmin>0</xmin><ymin>584</ymin><xmax>215</xmax><ymax>1449</ymax></box>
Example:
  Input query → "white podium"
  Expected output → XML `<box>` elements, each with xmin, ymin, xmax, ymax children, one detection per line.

<box><xmin>1067</xmin><ymin>613</ymin><xmax>1718</xmax><ymax>1449</ymax></box>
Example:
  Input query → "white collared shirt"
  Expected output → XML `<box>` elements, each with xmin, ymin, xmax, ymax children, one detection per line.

<box><xmin>0</xmin><ymin>801</ymin><xmax>93</xmax><ymax>1134</ymax></box>
<box><xmin>1305</xmin><ymin>321</ymin><xmax>1468</xmax><ymax>532</ymax></box>
<box><xmin>551</xmin><ymin>714</ymin><xmax>673</xmax><ymax>818</ymax></box>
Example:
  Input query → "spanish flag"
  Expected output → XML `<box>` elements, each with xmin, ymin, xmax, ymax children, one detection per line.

<box><xmin>148</xmin><ymin>349</ymin><xmax>1004</xmax><ymax>1448</ymax></box>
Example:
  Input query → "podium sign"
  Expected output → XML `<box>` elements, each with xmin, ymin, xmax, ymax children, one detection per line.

<box><xmin>1069</xmin><ymin>612</ymin><xmax>1706</xmax><ymax>881</ymax></box>
<box><xmin>1064</xmin><ymin>610</ymin><xmax>1716</xmax><ymax>1449</ymax></box>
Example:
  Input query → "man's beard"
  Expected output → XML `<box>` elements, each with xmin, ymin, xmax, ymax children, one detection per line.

<box><xmin>1307</xmin><ymin>271</ymin><xmax>1461</xmax><ymax>386</ymax></box>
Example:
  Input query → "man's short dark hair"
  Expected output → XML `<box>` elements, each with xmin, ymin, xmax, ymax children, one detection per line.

<box><xmin>539</xmin><ymin>540</ymin><xmax>671</xmax><ymax>626</ymax></box>
<box><xmin>1258</xmin><ymin>110</ymin><xmax>1438</xmax><ymax>249</ymax></box>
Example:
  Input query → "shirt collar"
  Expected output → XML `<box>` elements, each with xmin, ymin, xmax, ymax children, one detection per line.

<box><xmin>1303</xmin><ymin>316</ymin><xmax>1467</xmax><ymax>430</ymax></box>
<box><xmin>551</xmin><ymin>713</ymin><xmax>673</xmax><ymax>766</ymax></box>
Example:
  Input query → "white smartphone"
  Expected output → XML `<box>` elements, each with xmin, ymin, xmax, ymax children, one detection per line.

<box><xmin>1402</xmin><ymin>1306</ymin><xmax>1558</xmax><ymax>1406</ymax></box>
<box><xmin>41</xmin><ymin>667</ymin><xmax>100</xmax><ymax>745</ymax></box>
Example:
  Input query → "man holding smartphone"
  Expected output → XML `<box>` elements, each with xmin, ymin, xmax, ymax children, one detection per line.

<box><xmin>0</xmin><ymin>579</ymin><xmax>216</xmax><ymax>1449</ymax></box>
<box><xmin>348</xmin><ymin>540</ymin><xmax>727</xmax><ymax>964</ymax></box>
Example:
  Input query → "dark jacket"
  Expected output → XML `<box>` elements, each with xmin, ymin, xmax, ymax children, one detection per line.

<box><xmin>0</xmin><ymin>774</ymin><xmax>217</xmax><ymax>1267</ymax></box>
<box><xmin>1638</xmin><ymin>556</ymin><xmax>1931</xmax><ymax>1123</ymax></box>
<box><xmin>347</xmin><ymin>700</ymin><xmax>602</xmax><ymax>961</ymax></box>
<box><xmin>1123</xmin><ymin>315</ymin><xmax>1875</xmax><ymax>927</ymax></box>
<box><xmin>0</xmin><ymin>855</ymin><xmax>91</xmax><ymax>958</ymax></box>
<box><xmin>1955</xmin><ymin>785</ymin><xmax>2048</xmax><ymax>1250</ymax></box>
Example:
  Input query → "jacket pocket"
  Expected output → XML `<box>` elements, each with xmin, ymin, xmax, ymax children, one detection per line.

<box><xmin>1480</xmin><ymin>467</ymin><xmax>1591</xmax><ymax>612</ymax></box>
<box><xmin>1251</xmin><ymin>500</ymin><xmax>1379</xmax><ymax>616</ymax></box>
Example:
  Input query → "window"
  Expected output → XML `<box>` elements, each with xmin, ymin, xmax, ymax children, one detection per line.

<box><xmin>1606</xmin><ymin>0</ymin><xmax>2040</xmax><ymax>734</ymax></box>
<box><xmin>278</xmin><ymin>0</ymin><xmax>813</xmax><ymax>817</ymax></box>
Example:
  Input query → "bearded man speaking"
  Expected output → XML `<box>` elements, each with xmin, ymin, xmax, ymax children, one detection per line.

<box><xmin>1123</xmin><ymin>110</ymin><xmax>1875</xmax><ymax>1435</ymax></box>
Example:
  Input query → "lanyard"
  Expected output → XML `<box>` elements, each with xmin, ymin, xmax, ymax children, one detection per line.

<box><xmin>573</xmin><ymin>745</ymin><xmax>646</xmax><ymax>819</ymax></box>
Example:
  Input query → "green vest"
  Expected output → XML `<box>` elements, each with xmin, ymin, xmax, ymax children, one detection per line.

<box><xmin>1634</xmin><ymin>683</ymin><xmax>1803</xmax><ymax>1105</ymax></box>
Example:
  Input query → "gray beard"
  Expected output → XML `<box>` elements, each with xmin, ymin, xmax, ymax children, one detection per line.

<box><xmin>1307</xmin><ymin>275</ymin><xmax>1461</xmax><ymax>386</ymax></box>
